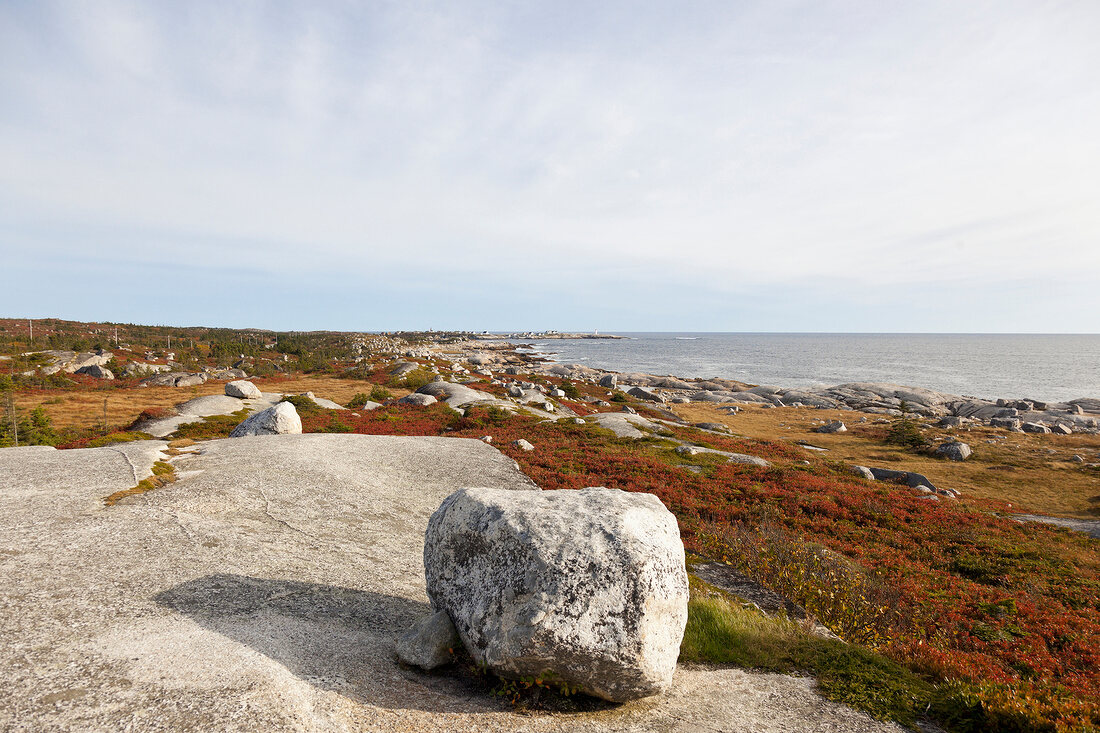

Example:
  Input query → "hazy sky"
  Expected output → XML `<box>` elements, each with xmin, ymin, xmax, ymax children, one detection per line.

<box><xmin>2</xmin><ymin>1</ymin><xmax>1098</xmax><ymax>332</ymax></box>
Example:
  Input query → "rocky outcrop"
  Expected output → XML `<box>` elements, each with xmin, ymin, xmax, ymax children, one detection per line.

<box><xmin>229</xmin><ymin>402</ymin><xmax>302</xmax><ymax>437</ymax></box>
<box><xmin>225</xmin><ymin>380</ymin><xmax>262</xmax><ymax>399</ymax></box>
<box><xmin>424</xmin><ymin>487</ymin><xmax>688</xmax><ymax>702</ymax></box>
<box><xmin>76</xmin><ymin>364</ymin><xmax>114</xmax><ymax>380</ymax></box>
<box><xmin>398</xmin><ymin>393</ymin><xmax>437</xmax><ymax>406</ymax></box>
<box><xmin>139</xmin><ymin>371</ymin><xmax>209</xmax><ymax>388</ymax></box>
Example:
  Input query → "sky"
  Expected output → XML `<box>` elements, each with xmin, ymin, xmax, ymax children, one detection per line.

<box><xmin>1</xmin><ymin>1</ymin><xmax>1098</xmax><ymax>333</ymax></box>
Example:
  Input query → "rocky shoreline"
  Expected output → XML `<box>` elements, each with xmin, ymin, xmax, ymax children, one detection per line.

<box><xmin>420</xmin><ymin>339</ymin><xmax>1100</xmax><ymax>436</ymax></box>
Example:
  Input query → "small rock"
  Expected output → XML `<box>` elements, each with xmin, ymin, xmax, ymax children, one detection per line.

<box><xmin>813</xmin><ymin>421</ymin><xmax>847</xmax><ymax>434</ymax></box>
<box><xmin>1051</xmin><ymin>423</ymin><xmax>1073</xmax><ymax>435</ymax></box>
<box><xmin>512</xmin><ymin>439</ymin><xmax>534</xmax><ymax>451</ymax></box>
<box><xmin>676</xmin><ymin>446</ymin><xmax>702</xmax><ymax>456</ymax></box>
<box><xmin>1021</xmin><ymin>422</ymin><xmax>1052</xmax><ymax>434</ymax></box>
<box><xmin>479</xmin><ymin>436</ymin><xmax>493</xmax><ymax>444</ymax></box>
<box><xmin>621</xmin><ymin>406</ymin><xmax>638</xmax><ymax>415</ymax></box>
<box><xmin>395</xmin><ymin>610</ymin><xmax>460</xmax><ymax>671</ymax></box>
<box><xmin>599</xmin><ymin>374</ymin><xmax>618</xmax><ymax>388</ymax></box>
<box><xmin>1072</xmin><ymin>455</ymin><xmax>1084</xmax><ymax>463</ymax></box>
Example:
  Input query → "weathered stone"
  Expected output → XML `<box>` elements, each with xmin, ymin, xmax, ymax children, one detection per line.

<box><xmin>225</xmin><ymin>380</ymin><xmax>262</xmax><ymax>399</ymax></box>
<box><xmin>627</xmin><ymin>386</ymin><xmax>665</xmax><ymax>403</ymax></box>
<box><xmin>390</xmin><ymin>361</ymin><xmax>420</xmax><ymax>377</ymax></box>
<box><xmin>813</xmin><ymin>421</ymin><xmax>847</xmax><ymax>434</ymax></box>
<box><xmin>1021</xmin><ymin>422</ymin><xmax>1052</xmax><ymax>434</ymax></box>
<box><xmin>424</xmin><ymin>487</ymin><xmax>688</xmax><ymax>702</ymax></box>
<box><xmin>934</xmin><ymin>441</ymin><xmax>972</xmax><ymax>461</ymax></box>
<box><xmin>599</xmin><ymin>374</ymin><xmax>618</xmax><ymax>388</ymax></box>
<box><xmin>850</xmin><ymin>465</ymin><xmax>875</xmax><ymax>480</ymax></box>
<box><xmin>76</xmin><ymin>364</ymin><xmax>114</xmax><ymax>380</ymax></box>
<box><xmin>229</xmin><ymin>402</ymin><xmax>302</xmax><ymax>437</ymax></box>
<box><xmin>511</xmin><ymin>439</ymin><xmax>534</xmax><ymax>451</ymax></box>
<box><xmin>398</xmin><ymin>393</ymin><xmax>438</xmax><ymax>406</ymax></box>
<box><xmin>1051</xmin><ymin>423</ymin><xmax>1073</xmax><ymax>435</ymax></box>
<box><xmin>990</xmin><ymin>417</ymin><xmax>1022</xmax><ymax>430</ymax></box>
<box><xmin>395</xmin><ymin>610</ymin><xmax>460</xmax><ymax>671</ymax></box>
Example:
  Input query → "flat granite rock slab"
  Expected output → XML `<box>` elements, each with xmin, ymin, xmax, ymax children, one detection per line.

<box><xmin>0</xmin><ymin>435</ymin><xmax>903</xmax><ymax>733</ymax></box>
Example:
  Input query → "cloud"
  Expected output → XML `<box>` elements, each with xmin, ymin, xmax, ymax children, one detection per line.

<box><xmin>1</xmin><ymin>0</ymin><xmax>1098</xmax><ymax>330</ymax></box>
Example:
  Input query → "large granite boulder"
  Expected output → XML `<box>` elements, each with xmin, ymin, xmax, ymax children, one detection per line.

<box><xmin>424</xmin><ymin>487</ymin><xmax>688</xmax><ymax>702</ymax></box>
<box><xmin>76</xmin><ymin>364</ymin><xmax>114</xmax><ymax>380</ymax></box>
<box><xmin>229</xmin><ymin>401</ymin><xmax>302</xmax><ymax>437</ymax></box>
<box><xmin>225</xmin><ymin>380</ymin><xmax>262</xmax><ymax>399</ymax></box>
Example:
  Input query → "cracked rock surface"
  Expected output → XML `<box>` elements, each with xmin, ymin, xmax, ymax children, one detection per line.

<box><xmin>0</xmin><ymin>435</ymin><xmax>903</xmax><ymax>732</ymax></box>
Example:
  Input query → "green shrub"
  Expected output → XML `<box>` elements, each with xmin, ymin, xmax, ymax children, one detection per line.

<box><xmin>280</xmin><ymin>394</ymin><xmax>323</xmax><ymax>415</ymax></box>
<box><xmin>559</xmin><ymin>379</ymin><xmax>581</xmax><ymax>399</ymax></box>
<box><xmin>885</xmin><ymin>417</ymin><xmax>930</xmax><ymax>451</ymax></box>
<box><xmin>369</xmin><ymin>385</ymin><xmax>393</xmax><ymax>402</ymax></box>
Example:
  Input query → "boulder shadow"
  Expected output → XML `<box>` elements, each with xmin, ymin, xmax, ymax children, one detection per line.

<box><xmin>154</xmin><ymin>573</ymin><xmax>505</xmax><ymax>714</ymax></box>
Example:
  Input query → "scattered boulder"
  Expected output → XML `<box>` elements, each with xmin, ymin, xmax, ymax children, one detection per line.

<box><xmin>627</xmin><ymin>386</ymin><xmax>665</xmax><ymax>403</ymax></box>
<box><xmin>76</xmin><ymin>364</ymin><xmax>114</xmax><ymax>380</ymax></box>
<box><xmin>850</xmin><ymin>465</ymin><xmax>875</xmax><ymax>480</ymax></box>
<box><xmin>389</xmin><ymin>361</ymin><xmax>420</xmax><ymax>377</ymax></box>
<box><xmin>229</xmin><ymin>402</ymin><xmax>302</xmax><ymax>437</ymax></box>
<box><xmin>225</xmin><ymin>380</ymin><xmax>262</xmax><ymax>399</ymax></box>
<box><xmin>424</xmin><ymin>487</ymin><xmax>688</xmax><ymax>702</ymax></box>
<box><xmin>398</xmin><ymin>393</ymin><xmax>437</xmax><ymax>407</ymax></box>
<box><xmin>692</xmin><ymin>422</ymin><xmax>730</xmax><ymax>433</ymax></box>
<box><xmin>1021</xmin><ymin>422</ymin><xmax>1052</xmax><ymax>434</ymax></box>
<box><xmin>395</xmin><ymin>610</ymin><xmax>460</xmax><ymax>671</ymax></box>
<box><xmin>512</xmin><ymin>439</ymin><xmax>534</xmax><ymax>451</ymax></box>
<box><xmin>599</xmin><ymin>374</ymin><xmax>618</xmax><ymax>388</ymax></box>
<box><xmin>1051</xmin><ymin>423</ymin><xmax>1073</xmax><ymax>435</ymax></box>
<box><xmin>990</xmin><ymin>417</ymin><xmax>1022</xmax><ymax>430</ymax></box>
<box><xmin>813</xmin><ymin>421</ymin><xmax>847</xmax><ymax>434</ymax></box>
<box><xmin>934</xmin><ymin>441</ymin><xmax>972</xmax><ymax>462</ymax></box>
<box><xmin>938</xmin><ymin>416</ymin><xmax>964</xmax><ymax>428</ymax></box>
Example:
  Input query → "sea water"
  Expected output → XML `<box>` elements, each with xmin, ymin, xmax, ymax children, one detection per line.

<box><xmin>526</xmin><ymin>333</ymin><xmax>1100</xmax><ymax>403</ymax></box>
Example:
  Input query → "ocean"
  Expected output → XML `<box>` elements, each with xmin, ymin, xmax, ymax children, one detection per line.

<box><xmin>525</xmin><ymin>333</ymin><xmax>1100</xmax><ymax>404</ymax></box>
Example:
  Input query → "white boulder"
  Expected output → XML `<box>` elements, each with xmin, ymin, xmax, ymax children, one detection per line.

<box><xmin>225</xmin><ymin>380</ymin><xmax>262</xmax><ymax>399</ymax></box>
<box><xmin>229</xmin><ymin>402</ymin><xmax>302</xmax><ymax>437</ymax></box>
<box><xmin>424</xmin><ymin>487</ymin><xmax>688</xmax><ymax>702</ymax></box>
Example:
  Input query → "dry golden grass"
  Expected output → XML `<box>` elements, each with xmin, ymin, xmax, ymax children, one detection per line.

<box><xmin>671</xmin><ymin>403</ymin><xmax>1100</xmax><ymax>519</ymax></box>
<box><xmin>14</xmin><ymin>377</ymin><xmax>411</xmax><ymax>431</ymax></box>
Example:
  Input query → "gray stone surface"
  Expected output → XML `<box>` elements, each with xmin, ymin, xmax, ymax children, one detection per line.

<box><xmin>934</xmin><ymin>441</ymin><xmax>972</xmax><ymax>461</ymax></box>
<box><xmin>586</xmin><ymin>412</ymin><xmax>663</xmax><ymax>439</ymax></box>
<box><xmin>627</xmin><ymin>386</ymin><xmax>665</xmax><ymax>403</ymax></box>
<box><xmin>813</xmin><ymin>421</ymin><xmax>847</xmax><ymax>434</ymax></box>
<box><xmin>425</xmin><ymin>487</ymin><xmax>688</xmax><ymax>702</ymax></box>
<box><xmin>0</xmin><ymin>435</ymin><xmax>907</xmax><ymax>731</ymax></box>
<box><xmin>76</xmin><ymin>364</ymin><xmax>115</xmax><ymax>380</ymax></box>
<box><xmin>225</xmin><ymin>380</ymin><xmax>262</xmax><ymax>399</ymax></box>
<box><xmin>230</xmin><ymin>401</ymin><xmax>302</xmax><ymax>437</ymax></box>
<box><xmin>398</xmin><ymin>393</ymin><xmax>438</xmax><ymax>407</ymax></box>
<box><xmin>850</xmin><ymin>465</ymin><xmax>876</xmax><ymax>480</ymax></box>
<box><xmin>395</xmin><ymin>610</ymin><xmax>460</xmax><ymax>671</ymax></box>
<box><xmin>418</xmin><ymin>381</ymin><xmax>505</xmax><ymax>410</ymax></box>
